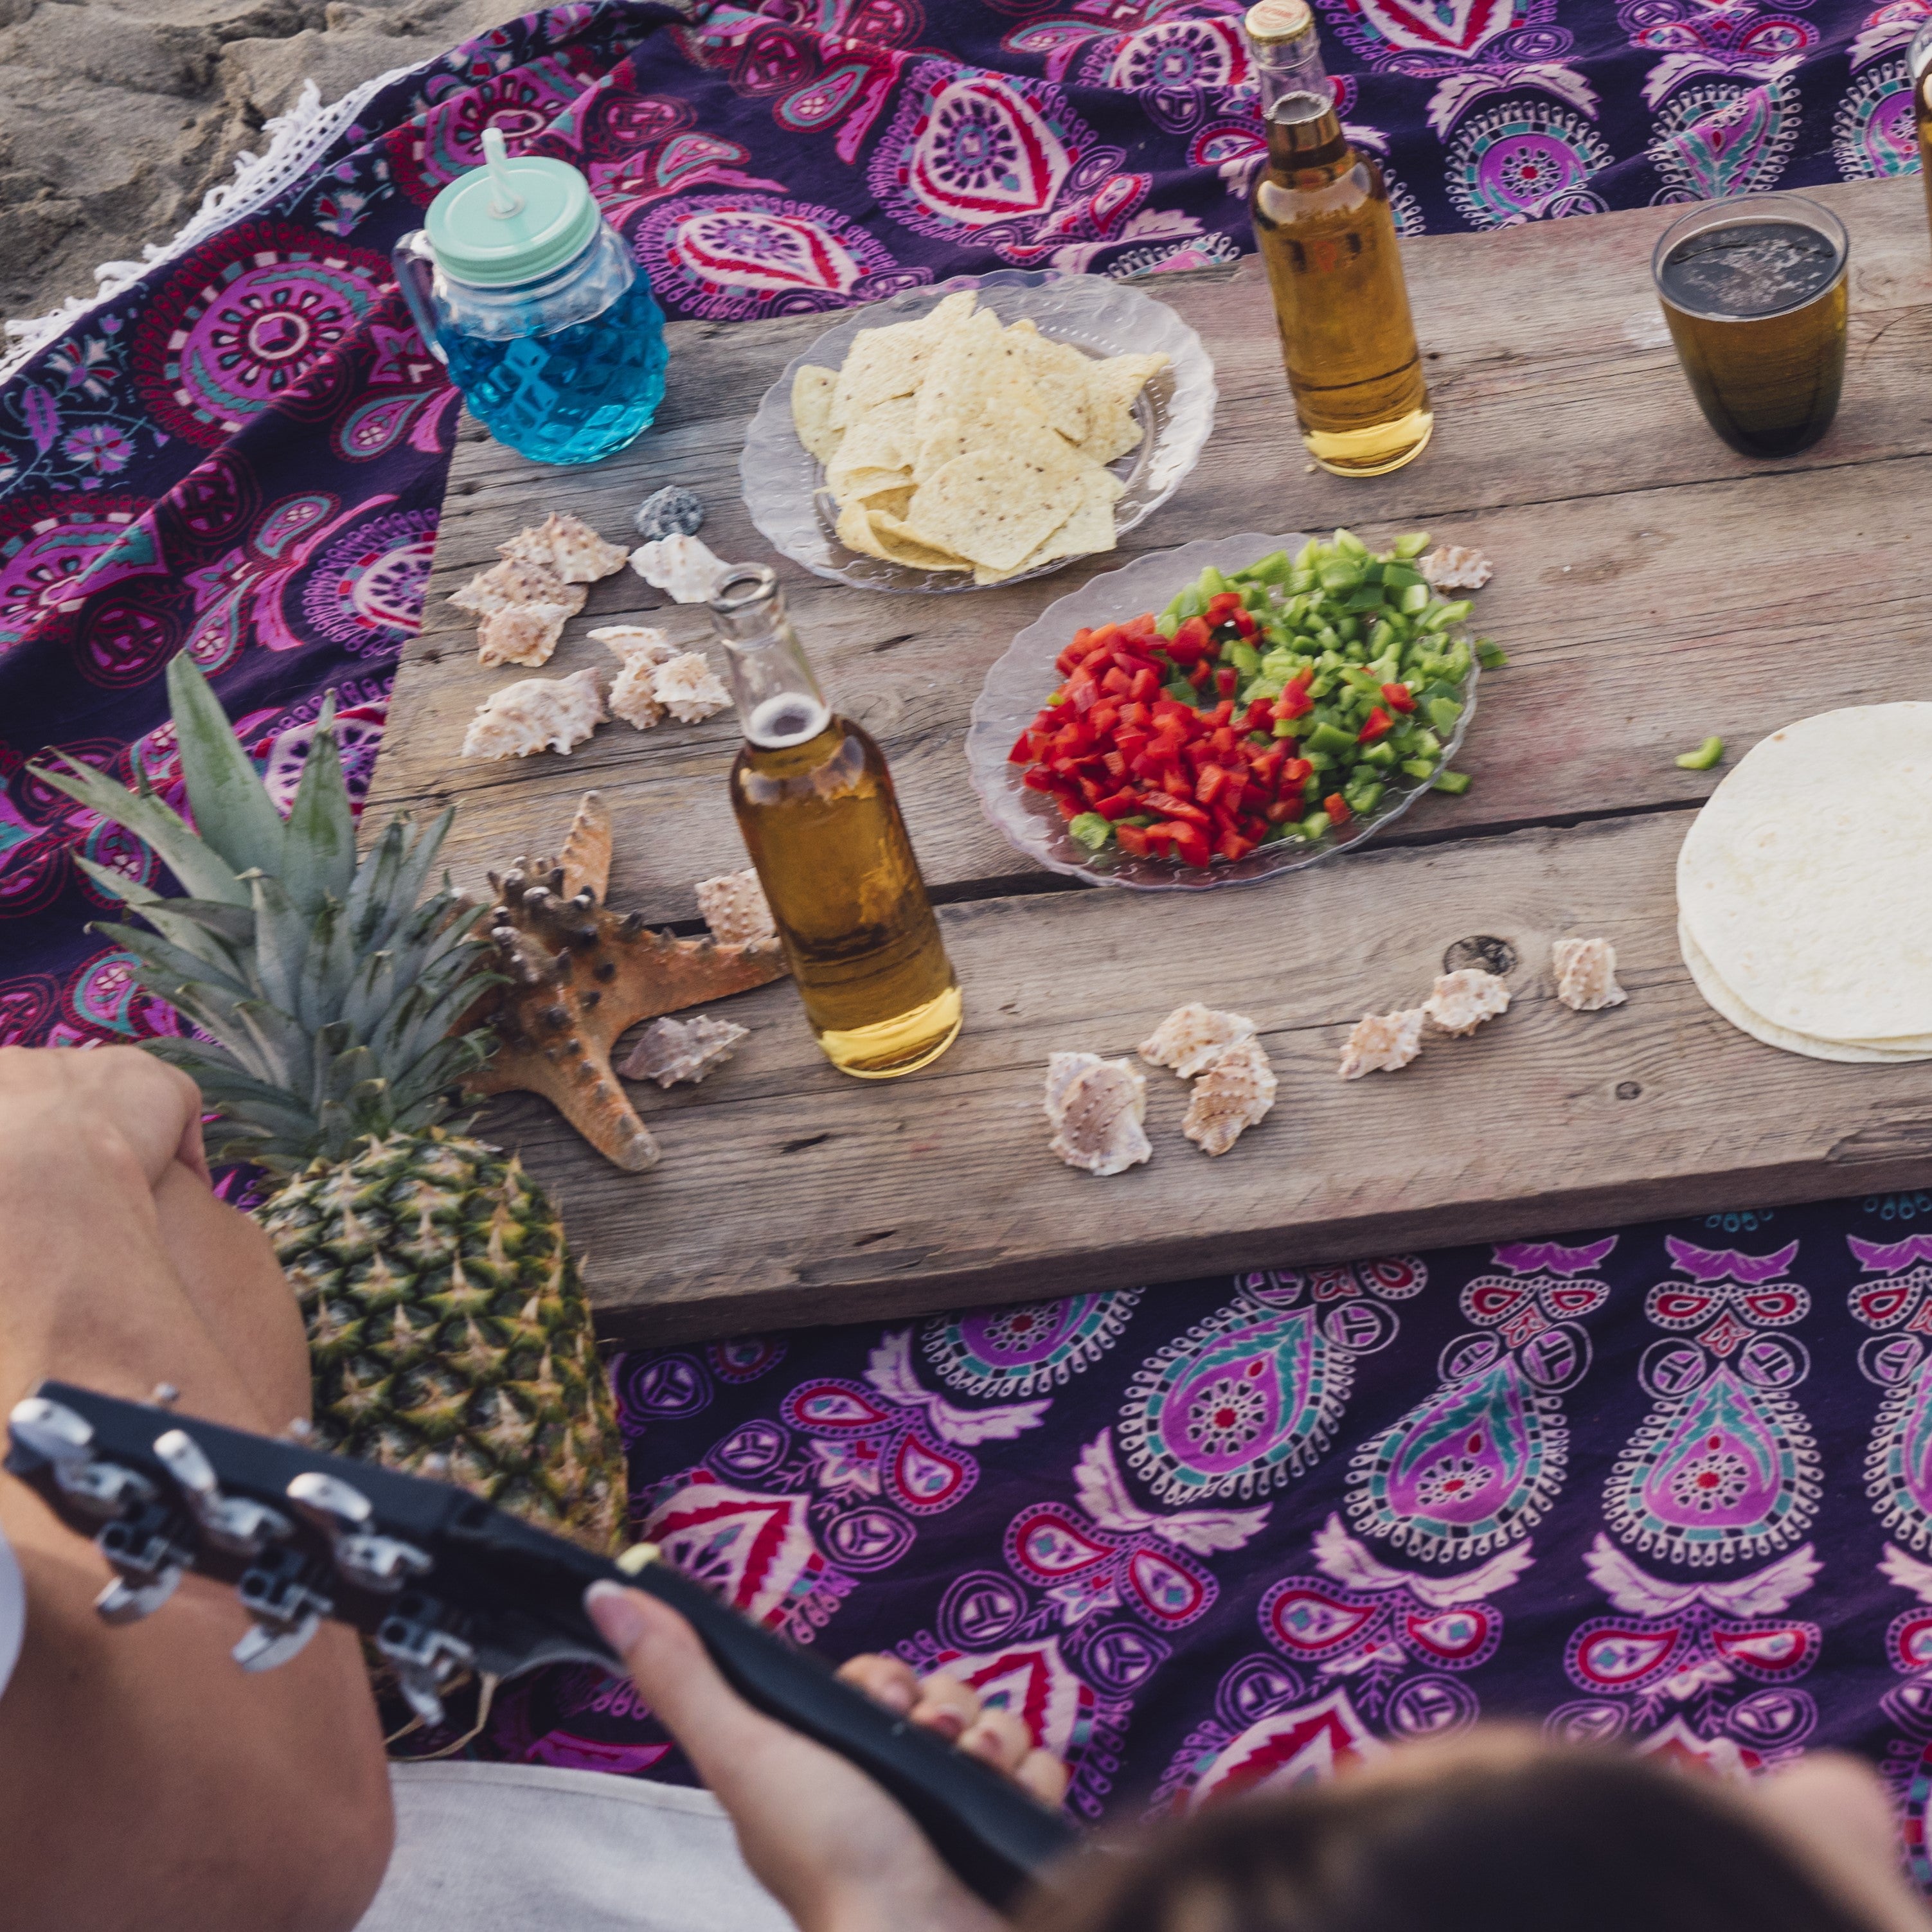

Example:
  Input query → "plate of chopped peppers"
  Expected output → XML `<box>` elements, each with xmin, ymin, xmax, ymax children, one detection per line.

<box><xmin>965</xmin><ymin>531</ymin><xmax>1497</xmax><ymax>890</ymax></box>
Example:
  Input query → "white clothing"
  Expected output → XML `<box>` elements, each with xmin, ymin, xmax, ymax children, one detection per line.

<box><xmin>356</xmin><ymin>1760</ymin><xmax>793</xmax><ymax>1932</ymax></box>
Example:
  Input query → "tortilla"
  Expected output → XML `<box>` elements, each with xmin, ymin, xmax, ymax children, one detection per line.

<box><xmin>1677</xmin><ymin>704</ymin><xmax>1932</xmax><ymax>1046</ymax></box>
<box><xmin>1005</xmin><ymin>322</ymin><xmax>1093</xmax><ymax>443</ymax></box>
<box><xmin>791</xmin><ymin>366</ymin><xmax>840</xmax><ymax>461</ymax></box>
<box><xmin>825</xmin><ymin>394</ymin><xmax>918</xmax><ymax>498</ymax></box>
<box><xmin>904</xmin><ymin>421</ymin><xmax>1088</xmax><ymax>573</ymax></box>
<box><xmin>829</xmin><ymin>316</ymin><xmax>940</xmax><ymax>429</ymax></box>
<box><xmin>971</xmin><ymin>467</ymin><xmax>1124</xmax><ymax>585</ymax></box>
<box><xmin>1679</xmin><ymin>919</ymin><xmax>1932</xmax><ymax>1063</ymax></box>
<box><xmin>836</xmin><ymin>499</ymin><xmax>968</xmax><ymax>570</ymax></box>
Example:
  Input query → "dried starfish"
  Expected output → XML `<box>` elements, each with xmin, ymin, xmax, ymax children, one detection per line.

<box><xmin>465</xmin><ymin>794</ymin><xmax>785</xmax><ymax>1170</ymax></box>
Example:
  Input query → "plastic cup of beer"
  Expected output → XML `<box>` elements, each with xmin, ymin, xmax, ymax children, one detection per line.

<box><xmin>1652</xmin><ymin>192</ymin><xmax>1848</xmax><ymax>459</ymax></box>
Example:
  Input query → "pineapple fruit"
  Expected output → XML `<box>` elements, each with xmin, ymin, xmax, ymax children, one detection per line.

<box><xmin>34</xmin><ymin>657</ymin><xmax>625</xmax><ymax>1551</ymax></box>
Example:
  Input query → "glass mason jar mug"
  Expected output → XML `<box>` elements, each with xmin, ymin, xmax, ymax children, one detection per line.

<box><xmin>393</xmin><ymin>128</ymin><xmax>668</xmax><ymax>466</ymax></box>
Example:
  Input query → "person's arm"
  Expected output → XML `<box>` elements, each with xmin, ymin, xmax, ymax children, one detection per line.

<box><xmin>0</xmin><ymin>1046</ymin><xmax>392</xmax><ymax>1932</ymax></box>
<box><xmin>586</xmin><ymin>1583</ymin><xmax>1070</xmax><ymax>1932</ymax></box>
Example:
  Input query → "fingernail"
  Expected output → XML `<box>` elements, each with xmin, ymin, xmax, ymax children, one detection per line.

<box><xmin>586</xmin><ymin>1580</ymin><xmax>648</xmax><ymax>1653</ymax></box>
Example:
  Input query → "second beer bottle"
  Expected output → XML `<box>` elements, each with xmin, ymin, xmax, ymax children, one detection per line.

<box><xmin>1245</xmin><ymin>0</ymin><xmax>1433</xmax><ymax>476</ymax></box>
<box><xmin>711</xmin><ymin>564</ymin><xmax>962</xmax><ymax>1079</ymax></box>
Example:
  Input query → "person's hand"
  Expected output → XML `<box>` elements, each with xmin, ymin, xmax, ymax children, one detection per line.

<box><xmin>586</xmin><ymin>1583</ymin><xmax>1068</xmax><ymax>1932</ymax></box>
<box><xmin>0</xmin><ymin>1044</ymin><xmax>207</xmax><ymax>1194</ymax></box>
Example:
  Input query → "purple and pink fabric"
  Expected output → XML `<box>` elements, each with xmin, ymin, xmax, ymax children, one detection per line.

<box><xmin>4</xmin><ymin>0</ymin><xmax>1932</xmax><ymax>1857</ymax></box>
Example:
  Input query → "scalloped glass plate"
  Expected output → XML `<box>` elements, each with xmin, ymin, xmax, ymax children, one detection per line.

<box><xmin>965</xmin><ymin>534</ymin><xmax>1481</xmax><ymax>893</ymax></box>
<box><xmin>739</xmin><ymin>269</ymin><xmax>1217</xmax><ymax>594</ymax></box>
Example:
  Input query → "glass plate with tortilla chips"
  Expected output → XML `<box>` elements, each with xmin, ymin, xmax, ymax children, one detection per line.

<box><xmin>740</xmin><ymin>269</ymin><xmax>1215</xmax><ymax>593</ymax></box>
<box><xmin>966</xmin><ymin>536</ymin><xmax>1481</xmax><ymax>893</ymax></box>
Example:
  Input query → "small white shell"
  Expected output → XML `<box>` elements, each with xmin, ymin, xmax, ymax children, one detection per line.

<box><xmin>695</xmin><ymin>868</ymin><xmax>778</xmax><ymax>951</ymax></box>
<box><xmin>607</xmin><ymin>656</ymin><xmax>665</xmax><ymax>730</ymax></box>
<box><xmin>1183</xmin><ymin>1036</ymin><xmax>1276</xmax><ymax>1155</ymax></box>
<box><xmin>589</xmin><ymin>623</ymin><xmax>678</xmax><ymax>668</ymax></box>
<box><xmin>501</xmin><ymin>512</ymin><xmax>629</xmax><ymax>584</ymax></box>
<box><xmin>1552</xmin><ymin>937</ymin><xmax>1627</xmax><ymax>1012</ymax></box>
<box><xmin>1423</xmin><ymin>969</ymin><xmax>1510</xmax><ymax>1037</ymax></box>
<box><xmin>476</xmin><ymin>600</ymin><xmax>573</xmax><ymax>669</ymax></box>
<box><xmin>618</xmin><ymin>1014</ymin><xmax>748</xmax><ymax>1087</ymax></box>
<box><xmin>1046</xmin><ymin>1056</ymin><xmax>1151</xmax><ymax>1177</ymax></box>
<box><xmin>1419</xmin><ymin>544</ymin><xmax>1494</xmax><ymax>591</ymax></box>
<box><xmin>631</xmin><ymin>532</ymin><xmax>729</xmax><ymax>603</ymax></box>
<box><xmin>1139</xmin><ymin>1003</ymin><xmax>1258</xmax><ymax>1080</ymax></box>
<box><xmin>460</xmin><ymin>668</ymin><xmax>605</xmax><ymax>760</ymax></box>
<box><xmin>449</xmin><ymin>556</ymin><xmax>587</xmax><ymax>618</ymax></box>
<box><xmin>1338</xmin><ymin>1008</ymin><xmax>1424</xmax><ymax>1079</ymax></box>
<box><xmin>652</xmin><ymin>650</ymin><xmax>731</xmax><ymax>724</ymax></box>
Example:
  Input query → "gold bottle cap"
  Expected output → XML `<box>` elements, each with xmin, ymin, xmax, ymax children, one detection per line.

<box><xmin>1244</xmin><ymin>0</ymin><xmax>1315</xmax><ymax>44</ymax></box>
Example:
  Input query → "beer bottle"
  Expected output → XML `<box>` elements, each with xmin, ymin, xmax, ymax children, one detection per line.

<box><xmin>1245</xmin><ymin>0</ymin><xmax>1433</xmax><ymax>476</ymax></box>
<box><xmin>710</xmin><ymin>564</ymin><xmax>962</xmax><ymax>1078</ymax></box>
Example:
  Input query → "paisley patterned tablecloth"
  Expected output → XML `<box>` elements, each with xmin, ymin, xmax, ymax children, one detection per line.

<box><xmin>6</xmin><ymin>0</ymin><xmax>1932</xmax><ymax>1857</ymax></box>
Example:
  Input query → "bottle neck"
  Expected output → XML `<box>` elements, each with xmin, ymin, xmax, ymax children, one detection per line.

<box><xmin>713</xmin><ymin>583</ymin><xmax>834</xmax><ymax>751</ymax></box>
<box><xmin>1254</xmin><ymin>35</ymin><xmax>1348</xmax><ymax>172</ymax></box>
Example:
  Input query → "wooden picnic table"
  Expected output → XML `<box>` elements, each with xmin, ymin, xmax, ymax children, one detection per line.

<box><xmin>367</xmin><ymin>170</ymin><xmax>1932</xmax><ymax>1348</ymax></box>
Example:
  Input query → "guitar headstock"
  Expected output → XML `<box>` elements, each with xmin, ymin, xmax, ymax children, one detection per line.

<box><xmin>4</xmin><ymin>1381</ymin><xmax>622</xmax><ymax>1722</ymax></box>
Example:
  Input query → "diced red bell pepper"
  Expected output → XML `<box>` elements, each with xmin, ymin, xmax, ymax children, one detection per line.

<box><xmin>1214</xmin><ymin>666</ymin><xmax>1239</xmax><ymax>697</ymax></box>
<box><xmin>1095</xmin><ymin>789</ymin><xmax>1140</xmax><ymax>820</ymax></box>
<box><xmin>1008</xmin><ymin>731</ymin><xmax>1035</xmax><ymax>764</ymax></box>
<box><xmin>1265</xmin><ymin>798</ymin><xmax>1298</xmax><ymax>825</ymax></box>
<box><xmin>1209</xmin><ymin>727</ymin><xmax>1240</xmax><ymax>758</ymax></box>
<box><xmin>1219</xmin><ymin>769</ymin><xmax>1249</xmax><ymax>814</ymax></box>
<box><xmin>1152</xmin><ymin>699</ymin><xmax>1193</xmax><ymax>727</ymax></box>
<box><xmin>1090</xmin><ymin>702</ymin><xmax>1120</xmax><ymax>736</ymax></box>
<box><xmin>1282</xmin><ymin>756</ymin><xmax>1314</xmax><ymax>789</ymax></box>
<box><xmin>1101</xmin><ymin>666</ymin><xmax>1132</xmax><ymax>697</ymax></box>
<box><xmin>1243</xmin><ymin>698</ymin><xmax>1275</xmax><ymax>733</ymax></box>
<box><xmin>1171</xmin><ymin>821</ymin><xmax>1212</xmax><ymax>868</ymax></box>
<box><xmin>1231</xmin><ymin>608</ymin><xmax>1258</xmax><ymax>640</ymax></box>
<box><xmin>1324</xmin><ymin>792</ymin><xmax>1352</xmax><ymax>825</ymax></box>
<box><xmin>1114</xmin><ymin>824</ymin><xmax>1152</xmax><ymax>857</ymax></box>
<box><xmin>1123</xmin><ymin>611</ymin><xmax>1159</xmax><ymax>640</ymax></box>
<box><xmin>1055</xmin><ymin>720</ymin><xmax>1094</xmax><ymax>756</ymax></box>
<box><xmin>1145</xmin><ymin>791</ymin><xmax>1210</xmax><ymax>827</ymax></box>
<box><xmin>1168</xmin><ymin>615</ymin><xmax>1213</xmax><ymax>664</ymax></box>
<box><xmin>1217</xmin><ymin>828</ymin><xmax>1257</xmax><ymax>861</ymax></box>
<box><xmin>1206</xmin><ymin>590</ymin><xmax>1243</xmax><ymax>620</ymax></box>
<box><xmin>1209</xmin><ymin>700</ymin><xmax>1235</xmax><ymax>728</ymax></box>
<box><xmin>1188</xmin><ymin>661</ymin><xmax>1212</xmax><ymax>690</ymax></box>
<box><xmin>1143</xmin><ymin>822</ymin><xmax>1176</xmax><ymax>854</ymax></box>
<box><xmin>1057</xmin><ymin>794</ymin><xmax>1082</xmax><ymax>821</ymax></box>
<box><xmin>1021</xmin><ymin>765</ymin><xmax>1055</xmax><ymax>792</ymax></box>
<box><xmin>1358</xmin><ymin>708</ymin><xmax>1393</xmax><ymax>744</ymax></box>
<box><xmin>1196</xmin><ymin>763</ymin><xmax>1228</xmax><ymax>807</ymax></box>
<box><xmin>1114</xmin><ymin>729</ymin><xmax>1150</xmax><ymax>761</ymax></box>
<box><xmin>1127</xmin><ymin>666</ymin><xmax>1160</xmax><ymax>704</ymax></box>
<box><xmin>1381</xmin><ymin>682</ymin><xmax>1417</xmax><ymax>713</ymax></box>
<box><xmin>1101</xmin><ymin>750</ymin><xmax>1129</xmax><ymax>781</ymax></box>
<box><xmin>1071</xmin><ymin>681</ymin><xmax>1099</xmax><ymax>715</ymax></box>
<box><xmin>1273</xmin><ymin>675</ymin><xmax>1314</xmax><ymax>722</ymax></box>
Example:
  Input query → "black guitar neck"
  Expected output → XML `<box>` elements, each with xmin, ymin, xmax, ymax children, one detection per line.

<box><xmin>4</xmin><ymin>1381</ymin><xmax>1076</xmax><ymax>1910</ymax></box>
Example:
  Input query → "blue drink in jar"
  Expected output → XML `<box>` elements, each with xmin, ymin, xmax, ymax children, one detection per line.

<box><xmin>394</xmin><ymin>129</ymin><xmax>668</xmax><ymax>466</ymax></box>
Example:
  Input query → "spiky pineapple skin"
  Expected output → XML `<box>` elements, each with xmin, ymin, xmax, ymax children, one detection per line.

<box><xmin>266</xmin><ymin>1127</ymin><xmax>626</xmax><ymax>1553</ymax></box>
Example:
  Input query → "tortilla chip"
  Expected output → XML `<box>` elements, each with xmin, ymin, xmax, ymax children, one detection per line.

<box><xmin>857</xmin><ymin>483</ymin><xmax>914</xmax><ymax>519</ymax></box>
<box><xmin>1080</xmin><ymin>404</ymin><xmax>1145</xmax><ymax>466</ymax></box>
<box><xmin>826</xmin><ymin>394</ymin><xmax>919</xmax><ymax>496</ymax></box>
<box><xmin>830</xmin><ymin>316</ymin><xmax>942</xmax><ymax>430</ymax></box>
<box><xmin>970</xmin><ymin>465</ymin><xmax>1122</xmax><ymax>584</ymax></box>
<box><xmin>904</xmin><ymin>422</ymin><xmax>1089</xmax><ymax>573</ymax></box>
<box><xmin>1008</xmin><ymin>328</ymin><xmax>1093</xmax><ymax>444</ymax></box>
<box><xmin>914</xmin><ymin>309</ymin><xmax>1035</xmax><ymax>441</ymax></box>
<box><xmin>792</xmin><ymin>366</ymin><xmax>840</xmax><ymax>461</ymax></box>
<box><xmin>835</xmin><ymin>499</ymin><xmax>967</xmax><ymax>569</ymax></box>
<box><xmin>1090</xmin><ymin>351</ymin><xmax>1168</xmax><ymax>413</ymax></box>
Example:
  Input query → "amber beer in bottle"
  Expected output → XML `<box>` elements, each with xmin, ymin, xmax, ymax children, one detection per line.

<box><xmin>1244</xmin><ymin>0</ymin><xmax>1432</xmax><ymax>475</ymax></box>
<box><xmin>711</xmin><ymin>564</ymin><xmax>962</xmax><ymax>1078</ymax></box>
<box><xmin>1913</xmin><ymin>19</ymin><xmax>1932</xmax><ymax>239</ymax></box>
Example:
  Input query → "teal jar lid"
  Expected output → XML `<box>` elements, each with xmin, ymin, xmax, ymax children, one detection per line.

<box><xmin>425</xmin><ymin>127</ymin><xmax>600</xmax><ymax>287</ymax></box>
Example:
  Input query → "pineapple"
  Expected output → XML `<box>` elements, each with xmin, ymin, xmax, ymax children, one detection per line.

<box><xmin>35</xmin><ymin>657</ymin><xmax>625</xmax><ymax>1551</ymax></box>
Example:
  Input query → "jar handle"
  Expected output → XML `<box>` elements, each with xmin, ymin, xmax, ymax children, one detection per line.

<box><xmin>390</xmin><ymin>232</ymin><xmax>449</xmax><ymax>366</ymax></box>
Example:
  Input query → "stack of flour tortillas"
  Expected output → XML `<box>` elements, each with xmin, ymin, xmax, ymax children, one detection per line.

<box><xmin>1677</xmin><ymin>704</ymin><xmax>1932</xmax><ymax>1062</ymax></box>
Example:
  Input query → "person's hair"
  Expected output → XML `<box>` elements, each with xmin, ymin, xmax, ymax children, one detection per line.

<box><xmin>1023</xmin><ymin>1732</ymin><xmax>1875</xmax><ymax>1932</ymax></box>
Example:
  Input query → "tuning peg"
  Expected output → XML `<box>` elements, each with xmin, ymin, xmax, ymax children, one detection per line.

<box><xmin>374</xmin><ymin>1611</ymin><xmax>476</xmax><ymax>1729</ymax></box>
<box><xmin>150</xmin><ymin>1384</ymin><xmax>180</xmax><ymax>1408</ymax></box>
<box><xmin>94</xmin><ymin>1509</ymin><xmax>190</xmax><ymax>1623</ymax></box>
<box><xmin>8</xmin><ymin>1396</ymin><xmax>93</xmax><ymax>1467</ymax></box>
<box><xmin>10</xmin><ymin>1399</ymin><xmax>157</xmax><ymax>1519</ymax></box>
<box><xmin>154</xmin><ymin>1427</ymin><xmax>291</xmax><ymax>1557</ymax></box>
<box><xmin>287</xmin><ymin>1471</ymin><xmax>431</xmax><ymax>1594</ymax></box>
<box><xmin>94</xmin><ymin>1571</ymin><xmax>181</xmax><ymax>1625</ymax></box>
<box><xmin>231</xmin><ymin>1545</ymin><xmax>332</xmax><ymax>1672</ymax></box>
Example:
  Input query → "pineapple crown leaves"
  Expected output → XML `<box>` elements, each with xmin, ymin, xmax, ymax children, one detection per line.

<box><xmin>29</xmin><ymin>656</ymin><xmax>503</xmax><ymax>1174</ymax></box>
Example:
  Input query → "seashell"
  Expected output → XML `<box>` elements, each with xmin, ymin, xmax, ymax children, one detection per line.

<box><xmin>631</xmin><ymin>532</ymin><xmax>729</xmax><ymax>603</ymax></box>
<box><xmin>557</xmin><ymin>792</ymin><xmax>612</xmax><ymax>902</ymax></box>
<box><xmin>1183</xmin><ymin>1036</ymin><xmax>1276</xmax><ymax>1155</ymax></box>
<box><xmin>652</xmin><ymin>650</ymin><xmax>731</xmax><ymax>724</ymax></box>
<box><xmin>449</xmin><ymin>556</ymin><xmax>587</xmax><ymax>618</ymax></box>
<box><xmin>1552</xmin><ymin>936</ymin><xmax>1627</xmax><ymax>1012</ymax></box>
<box><xmin>1044</xmin><ymin>1055</ymin><xmax>1150</xmax><ymax>1177</ymax></box>
<box><xmin>1338</xmin><ymin>1008</ymin><xmax>1425</xmax><ymax>1079</ymax></box>
<box><xmin>1419</xmin><ymin>544</ymin><xmax>1494</xmax><ymax>591</ymax></box>
<box><xmin>607</xmin><ymin>657</ymin><xmax>665</xmax><ymax>731</ymax></box>
<box><xmin>589</xmin><ymin>623</ymin><xmax>677</xmax><ymax>668</ymax></box>
<box><xmin>500</xmin><ymin>512</ymin><xmax>630</xmax><ymax>584</ymax></box>
<box><xmin>635</xmin><ymin>486</ymin><xmax>706</xmax><ymax>543</ymax></box>
<box><xmin>1138</xmin><ymin>1002</ymin><xmax>1257</xmax><ymax>1079</ymax></box>
<box><xmin>618</xmin><ymin>1013</ymin><xmax>748</xmax><ymax>1088</ymax></box>
<box><xmin>695</xmin><ymin>868</ymin><xmax>778</xmax><ymax>951</ymax></box>
<box><xmin>476</xmin><ymin>600</ymin><xmax>573</xmax><ymax>669</ymax></box>
<box><xmin>1043</xmin><ymin>1050</ymin><xmax>1104</xmax><ymax>1123</ymax></box>
<box><xmin>461</xmin><ymin>668</ymin><xmax>605</xmax><ymax>760</ymax></box>
<box><xmin>1423</xmin><ymin>968</ymin><xmax>1510</xmax><ymax>1037</ymax></box>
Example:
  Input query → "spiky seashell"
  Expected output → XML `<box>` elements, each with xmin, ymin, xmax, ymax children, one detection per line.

<box><xmin>1138</xmin><ymin>1002</ymin><xmax>1257</xmax><ymax>1079</ymax></box>
<box><xmin>450</xmin><ymin>556</ymin><xmax>587</xmax><ymax>618</ymax></box>
<box><xmin>635</xmin><ymin>485</ymin><xmax>705</xmax><ymax>543</ymax></box>
<box><xmin>1183</xmin><ymin>1036</ymin><xmax>1276</xmax><ymax>1155</ymax></box>
<box><xmin>631</xmin><ymin>532</ymin><xmax>728</xmax><ymax>603</ymax></box>
<box><xmin>557</xmin><ymin>792</ymin><xmax>612</xmax><ymax>901</ymax></box>
<box><xmin>477</xmin><ymin>600</ymin><xmax>574</xmax><ymax>670</ymax></box>
<box><xmin>1043</xmin><ymin>1050</ymin><xmax>1103</xmax><ymax>1123</ymax></box>
<box><xmin>589</xmin><ymin>623</ymin><xmax>677</xmax><ymax>668</ymax></box>
<box><xmin>500</xmin><ymin>512</ymin><xmax>630</xmax><ymax>584</ymax></box>
<box><xmin>695</xmin><ymin>868</ymin><xmax>778</xmax><ymax>951</ymax></box>
<box><xmin>1046</xmin><ymin>1056</ymin><xmax>1151</xmax><ymax>1177</ymax></box>
<box><xmin>608</xmin><ymin>658</ymin><xmax>665</xmax><ymax>731</ymax></box>
<box><xmin>1339</xmin><ymin>1008</ymin><xmax>1424</xmax><ymax>1079</ymax></box>
<box><xmin>619</xmin><ymin>1014</ymin><xmax>747</xmax><ymax>1088</ymax></box>
<box><xmin>467</xmin><ymin>798</ymin><xmax>786</xmax><ymax>1170</ymax></box>
<box><xmin>1423</xmin><ymin>968</ymin><xmax>1510</xmax><ymax>1037</ymax></box>
<box><xmin>1552</xmin><ymin>937</ymin><xmax>1627</xmax><ymax>1012</ymax></box>
<box><xmin>1419</xmin><ymin>544</ymin><xmax>1494</xmax><ymax>591</ymax></box>
<box><xmin>652</xmin><ymin>651</ymin><xmax>731</xmax><ymax>724</ymax></box>
<box><xmin>461</xmin><ymin>669</ymin><xmax>605</xmax><ymax>760</ymax></box>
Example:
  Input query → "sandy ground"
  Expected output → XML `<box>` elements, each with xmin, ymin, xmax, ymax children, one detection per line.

<box><xmin>0</xmin><ymin>0</ymin><xmax>512</xmax><ymax>330</ymax></box>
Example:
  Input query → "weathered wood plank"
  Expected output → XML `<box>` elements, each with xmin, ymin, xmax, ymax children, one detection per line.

<box><xmin>479</xmin><ymin>809</ymin><xmax>1932</xmax><ymax>1345</ymax></box>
